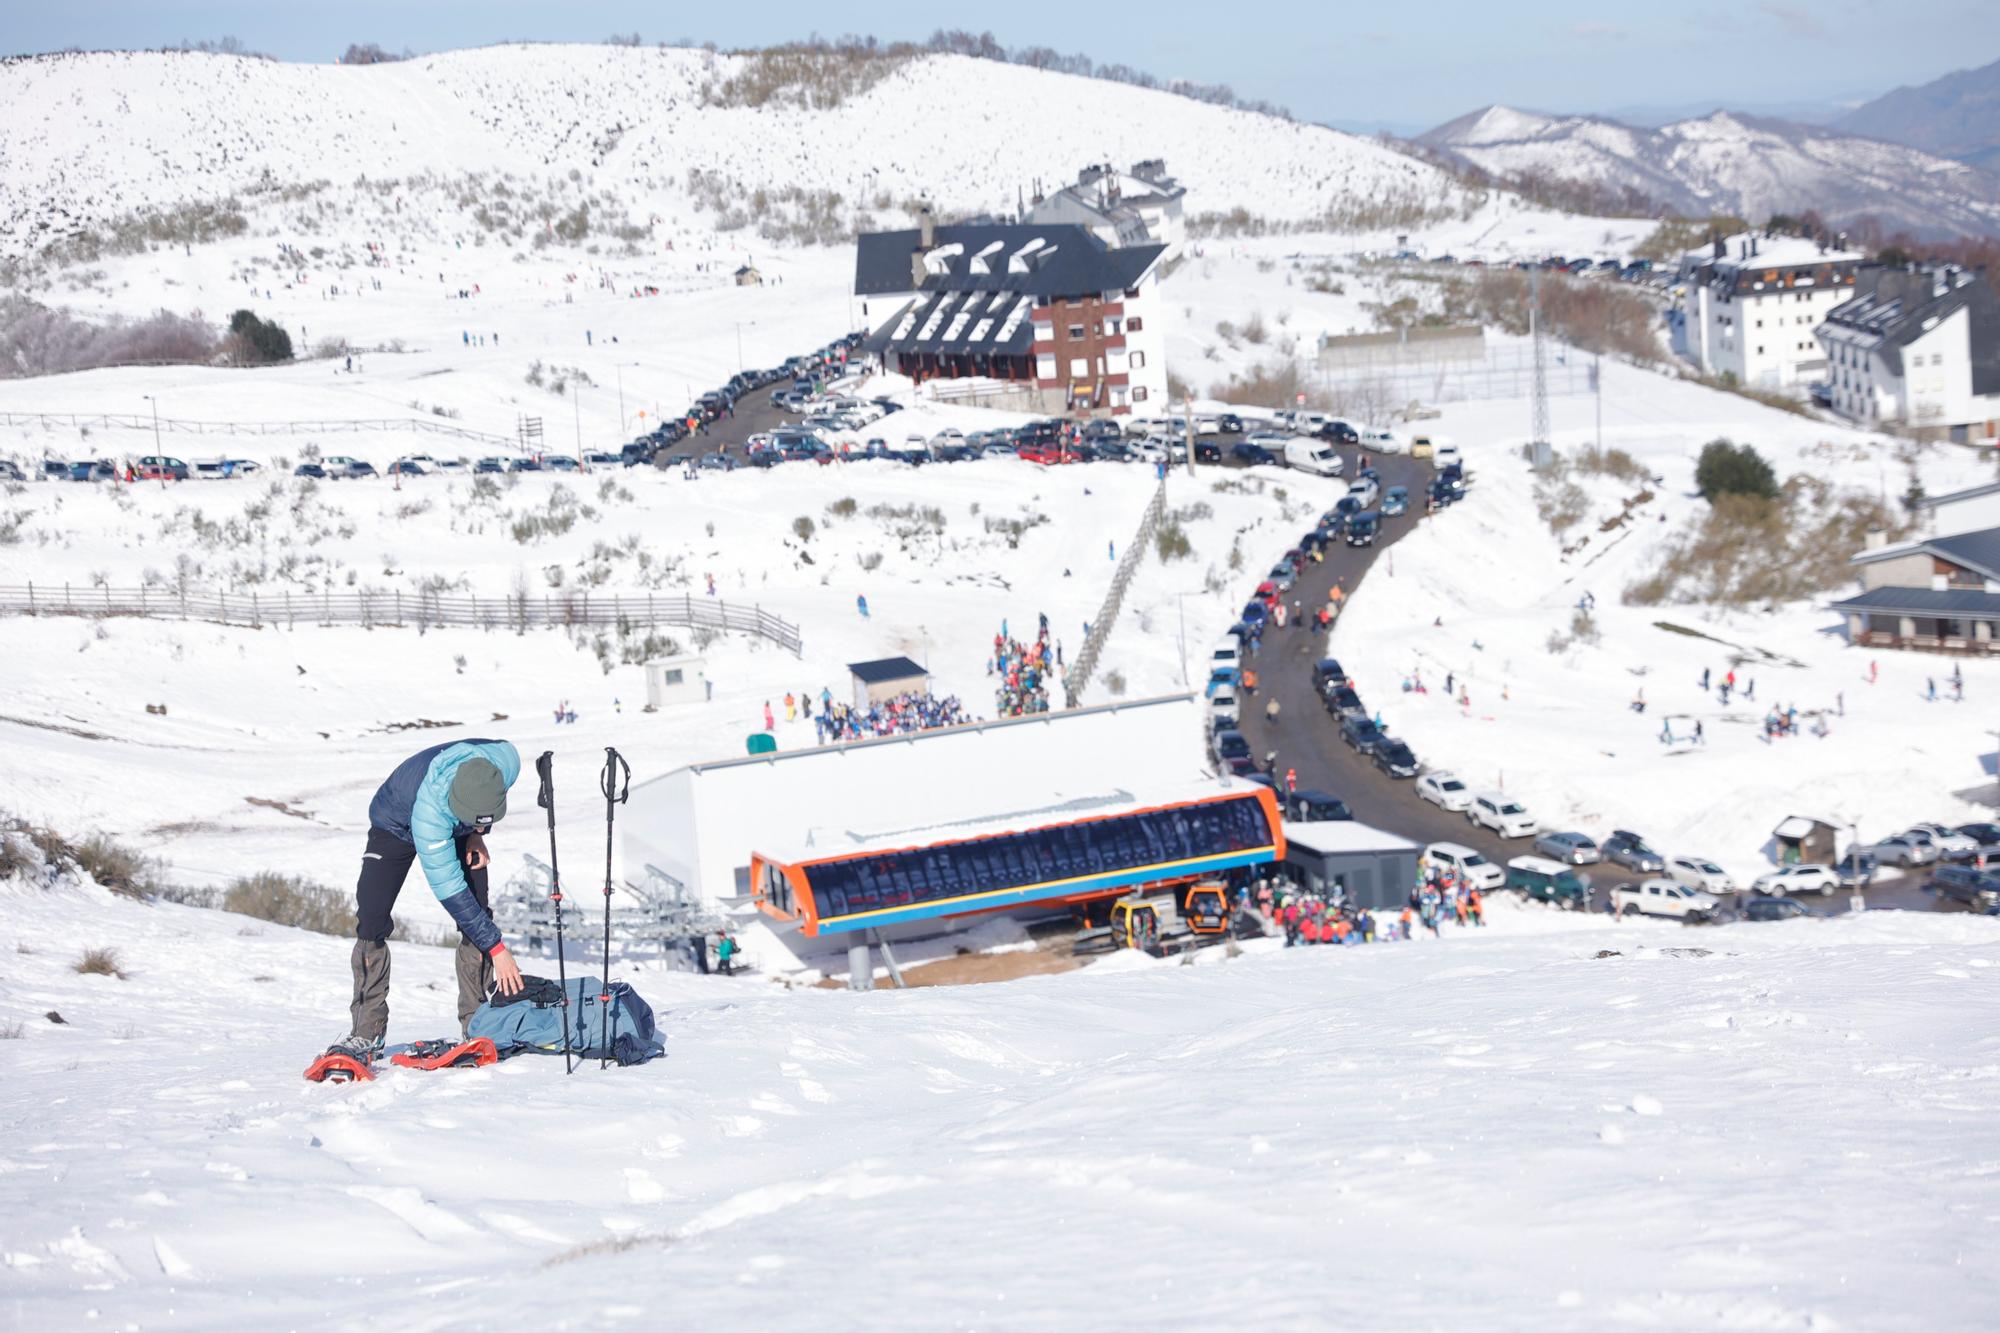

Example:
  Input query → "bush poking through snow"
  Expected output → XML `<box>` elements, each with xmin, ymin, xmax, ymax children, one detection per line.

<box><xmin>2</xmin><ymin>816</ymin><xmax>161</xmax><ymax>898</ymax></box>
<box><xmin>1102</xmin><ymin>669</ymin><xmax>1128</xmax><ymax>696</ymax></box>
<box><xmin>74</xmin><ymin>947</ymin><xmax>127</xmax><ymax>979</ymax></box>
<box><xmin>223</xmin><ymin>873</ymin><xmax>355</xmax><ymax>936</ymax></box>
<box><xmin>792</xmin><ymin>516</ymin><xmax>816</xmax><ymax>542</ymax></box>
<box><xmin>1695</xmin><ymin>439</ymin><xmax>1780</xmax><ymax>502</ymax></box>
<box><xmin>826</xmin><ymin>497</ymin><xmax>858</xmax><ymax>519</ymax></box>
<box><xmin>225</xmin><ymin>309</ymin><xmax>293</xmax><ymax>365</ymax></box>
<box><xmin>0</xmin><ymin>1021</ymin><xmax>22</xmax><ymax>1040</ymax></box>
<box><xmin>1155</xmin><ymin>517</ymin><xmax>1193</xmax><ymax>562</ymax></box>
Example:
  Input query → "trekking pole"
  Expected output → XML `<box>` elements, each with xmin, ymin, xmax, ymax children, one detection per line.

<box><xmin>535</xmin><ymin>751</ymin><xmax>574</xmax><ymax>1075</ymax></box>
<box><xmin>598</xmin><ymin>745</ymin><xmax>631</xmax><ymax>1069</ymax></box>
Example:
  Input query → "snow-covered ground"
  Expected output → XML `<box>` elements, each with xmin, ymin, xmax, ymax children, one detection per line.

<box><xmin>6</xmin><ymin>867</ymin><xmax>1999</xmax><ymax>1329</ymax></box>
<box><xmin>1332</xmin><ymin>355</ymin><xmax>2000</xmax><ymax>883</ymax></box>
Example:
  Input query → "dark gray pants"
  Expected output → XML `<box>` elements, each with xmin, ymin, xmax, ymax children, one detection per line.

<box><xmin>350</xmin><ymin>826</ymin><xmax>493</xmax><ymax>1041</ymax></box>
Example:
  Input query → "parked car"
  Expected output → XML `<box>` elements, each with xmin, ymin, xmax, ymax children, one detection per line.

<box><xmin>1507</xmin><ymin>856</ymin><xmax>1591</xmax><ymax>909</ymax></box>
<box><xmin>474</xmin><ymin>457</ymin><xmax>509</xmax><ymax>474</ymax></box>
<box><xmin>388</xmin><ymin>459</ymin><xmax>429</xmax><ymax>476</ymax></box>
<box><xmin>543</xmin><ymin>456</ymin><xmax>584</xmax><ymax>473</ymax></box>
<box><xmin>1381</xmin><ymin>485</ymin><xmax>1409</xmax><ymax>517</ymax></box>
<box><xmin>1930</xmin><ymin>864</ymin><xmax>2000</xmax><ymax>909</ymax></box>
<box><xmin>1415</xmin><ymin>771</ymin><xmax>1472</xmax><ymax>812</ymax></box>
<box><xmin>1743</xmin><ymin>896</ymin><xmax>1815</xmax><ymax>922</ymax></box>
<box><xmin>1613</xmin><ymin>878</ymin><xmax>1719</xmax><ymax>921</ymax></box>
<box><xmin>1905</xmin><ymin>822</ymin><xmax>1979</xmax><ymax>857</ymax></box>
<box><xmin>1266</xmin><ymin>563</ymin><xmax>1296</xmax><ymax>592</ymax></box>
<box><xmin>1195</xmin><ymin>442</ymin><xmax>1223</xmax><ymax>464</ymax></box>
<box><xmin>1835</xmin><ymin>849</ymin><xmax>1879</xmax><ymax>887</ymax></box>
<box><xmin>293</xmin><ymin>462</ymin><xmax>328</xmax><ymax>479</ymax></box>
<box><xmin>41</xmin><ymin>458</ymin><xmax>71</xmax><ymax>479</ymax></box>
<box><xmin>1373</xmin><ymin>738</ymin><xmax>1418</xmax><ymax>778</ymax></box>
<box><xmin>1324</xmin><ymin>685</ymin><xmax>1364</xmax><ymax>718</ymax></box>
<box><xmin>1216</xmin><ymin>413</ymin><xmax>1246</xmax><ymax>434</ymax></box>
<box><xmin>1213</xmin><ymin>729</ymin><xmax>1257</xmax><ymax>777</ymax></box>
<box><xmin>1345</xmin><ymin>477</ymin><xmax>1380</xmax><ymax>509</ymax></box>
<box><xmin>347</xmin><ymin>461</ymin><xmax>380</xmax><ymax>479</ymax></box>
<box><xmin>1211</xmin><ymin>641</ymin><xmax>1242</xmax><ymax>672</ymax></box>
<box><xmin>1872</xmin><ymin>832</ymin><xmax>1939</xmax><ymax>868</ymax></box>
<box><xmin>1209</xmin><ymin>687</ymin><xmax>1240</xmax><ymax>730</ymax></box>
<box><xmin>67</xmin><ymin>459</ymin><xmax>117</xmax><ymax>481</ymax></box>
<box><xmin>1318</xmin><ymin>419</ymin><xmax>1359</xmax><ymax>445</ymax></box>
<box><xmin>1432</xmin><ymin>442</ymin><xmax>1463</xmax><ymax>469</ymax></box>
<box><xmin>0</xmin><ymin>460</ymin><xmax>24</xmax><ymax>481</ymax></box>
<box><xmin>1284</xmin><ymin>438</ymin><xmax>1344</xmax><ymax>475</ymax></box>
<box><xmin>1533</xmin><ymin>831</ymin><xmax>1601</xmax><ymax>865</ymax></box>
<box><xmin>1231</xmin><ymin>441</ymin><xmax>1279</xmax><ymax>467</ymax></box>
<box><xmin>135</xmin><ymin>455</ymin><xmax>190</xmax><ymax>481</ymax></box>
<box><xmin>1425</xmin><ymin>841</ymin><xmax>1506</xmax><ymax>891</ymax></box>
<box><xmin>1666</xmin><ymin>855</ymin><xmax>1735</xmax><ymax>895</ymax></box>
<box><xmin>1339</xmin><ymin>714</ymin><xmax>1384</xmax><ymax>756</ymax></box>
<box><xmin>1601</xmin><ymin>830</ymin><xmax>1664</xmax><ymax>873</ymax></box>
<box><xmin>1311</xmin><ymin>658</ymin><xmax>1347</xmax><ymax>692</ymax></box>
<box><xmin>1468</xmin><ymin>792</ymin><xmax>1537</xmax><ymax>838</ymax></box>
<box><xmin>1357</xmin><ymin>426</ymin><xmax>1402</xmax><ymax>454</ymax></box>
<box><xmin>1410</xmin><ymin>435</ymin><xmax>1435</xmax><ymax>459</ymax></box>
<box><xmin>1286</xmin><ymin>790</ymin><xmax>1353</xmax><ymax>821</ymax></box>
<box><xmin>321</xmin><ymin>455</ymin><xmax>366</xmax><ymax>479</ymax></box>
<box><xmin>1751</xmin><ymin>864</ymin><xmax>1842</xmax><ymax>896</ymax></box>
<box><xmin>1343</xmin><ymin>512</ymin><xmax>1380</xmax><ymax>547</ymax></box>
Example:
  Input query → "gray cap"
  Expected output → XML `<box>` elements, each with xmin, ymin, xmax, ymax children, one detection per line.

<box><xmin>448</xmin><ymin>758</ymin><xmax>508</xmax><ymax>827</ymax></box>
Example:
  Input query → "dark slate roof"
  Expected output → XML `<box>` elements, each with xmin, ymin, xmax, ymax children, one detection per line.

<box><xmin>1823</xmin><ymin>266</ymin><xmax>2000</xmax><ymax>393</ymax></box>
<box><xmin>847</xmin><ymin>656</ymin><xmax>930</xmax><ymax>684</ymax></box>
<box><xmin>854</xmin><ymin>223</ymin><xmax>1164</xmax><ymax>300</ymax></box>
<box><xmin>1917</xmin><ymin>479</ymin><xmax>2000</xmax><ymax>511</ymax></box>
<box><xmin>1853</xmin><ymin>526</ymin><xmax>2000</xmax><ymax>581</ymax></box>
<box><xmin>864</xmin><ymin>289</ymin><xmax>1038</xmax><ymax>358</ymax></box>
<box><xmin>1830</xmin><ymin>586</ymin><xmax>2000</xmax><ymax>617</ymax></box>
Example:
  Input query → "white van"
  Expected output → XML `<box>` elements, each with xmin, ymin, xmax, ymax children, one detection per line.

<box><xmin>1424</xmin><ymin>841</ymin><xmax>1506</xmax><ymax>891</ymax></box>
<box><xmin>1284</xmin><ymin>438</ymin><xmax>1345</xmax><ymax>476</ymax></box>
<box><xmin>1358</xmin><ymin>426</ymin><xmax>1403</xmax><ymax>454</ymax></box>
<box><xmin>1432</xmin><ymin>442</ymin><xmax>1463</xmax><ymax>469</ymax></box>
<box><xmin>1292</xmin><ymin>410</ymin><xmax>1331</xmax><ymax>436</ymax></box>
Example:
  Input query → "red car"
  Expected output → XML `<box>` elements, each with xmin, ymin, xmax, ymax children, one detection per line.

<box><xmin>1017</xmin><ymin>444</ymin><xmax>1071</xmax><ymax>465</ymax></box>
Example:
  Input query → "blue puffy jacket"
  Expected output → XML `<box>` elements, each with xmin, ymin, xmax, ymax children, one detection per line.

<box><xmin>368</xmin><ymin>739</ymin><xmax>521</xmax><ymax>954</ymax></box>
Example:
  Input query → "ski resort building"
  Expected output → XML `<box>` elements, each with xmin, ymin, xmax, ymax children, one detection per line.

<box><xmin>1815</xmin><ymin>264</ymin><xmax>2000</xmax><ymax>443</ymax></box>
<box><xmin>1673</xmin><ymin>232</ymin><xmax>1865</xmax><ymax>390</ymax></box>
<box><xmin>1024</xmin><ymin>160</ymin><xmax>1188</xmax><ymax>259</ymax></box>
<box><xmin>854</xmin><ymin>215</ymin><xmax>1169</xmax><ymax>416</ymax></box>
<box><xmin>620</xmin><ymin>695</ymin><xmax>1281</xmax><ymax>947</ymax></box>
<box><xmin>1833</xmin><ymin>525</ymin><xmax>2000</xmax><ymax>654</ymax></box>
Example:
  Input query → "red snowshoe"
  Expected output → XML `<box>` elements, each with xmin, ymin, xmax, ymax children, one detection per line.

<box><xmin>391</xmin><ymin>1037</ymin><xmax>500</xmax><ymax>1071</ymax></box>
<box><xmin>304</xmin><ymin>1051</ymin><xmax>377</xmax><ymax>1083</ymax></box>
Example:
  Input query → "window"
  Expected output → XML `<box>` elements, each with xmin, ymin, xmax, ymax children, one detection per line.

<box><xmin>1755</xmin><ymin>319</ymin><xmax>1763</xmax><ymax>328</ymax></box>
<box><xmin>1757</xmin><ymin>345</ymin><xmax>1765</xmax><ymax>355</ymax></box>
<box><xmin>1130</xmin><ymin>350</ymin><xmax>1146</xmax><ymax>369</ymax></box>
<box><xmin>662</xmin><ymin>668</ymin><xmax>684</xmax><ymax>686</ymax></box>
<box><xmin>1127</xmin><ymin>316</ymin><xmax>1144</xmax><ymax>332</ymax></box>
<box><xmin>1036</xmin><ymin>354</ymin><xmax>1056</xmax><ymax>379</ymax></box>
<box><xmin>1069</xmin><ymin>357</ymin><xmax>1088</xmax><ymax>377</ymax></box>
<box><xmin>1133</xmin><ymin>386</ymin><xmax>1149</xmax><ymax>402</ymax></box>
<box><xmin>1068</xmin><ymin>324</ymin><xmax>1085</xmax><ymax>340</ymax></box>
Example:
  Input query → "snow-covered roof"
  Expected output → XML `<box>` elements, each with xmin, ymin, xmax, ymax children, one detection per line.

<box><xmin>1282</xmin><ymin>819</ymin><xmax>1419</xmax><ymax>855</ymax></box>
<box><xmin>1773</xmin><ymin>815</ymin><xmax>1835</xmax><ymax>839</ymax></box>
<box><xmin>1689</xmin><ymin>232</ymin><xmax>1865</xmax><ymax>269</ymax></box>
<box><xmin>1851</xmin><ymin>525</ymin><xmax>2000</xmax><ymax>582</ymax></box>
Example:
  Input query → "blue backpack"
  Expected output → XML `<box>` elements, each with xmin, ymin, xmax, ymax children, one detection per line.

<box><xmin>468</xmin><ymin>975</ymin><xmax>665</xmax><ymax>1066</ymax></box>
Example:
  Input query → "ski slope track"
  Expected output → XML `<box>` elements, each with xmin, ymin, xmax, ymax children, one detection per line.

<box><xmin>4</xmin><ymin>871</ymin><xmax>1999</xmax><ymax>1329</ymax></box>
<box><xmin>0</xmin><ymin>47</ymin><xmax>1462</xmax><ymax>259</ymax></box>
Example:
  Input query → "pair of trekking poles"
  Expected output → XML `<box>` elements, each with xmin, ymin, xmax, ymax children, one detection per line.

<box><xmin>532</xmin><ymin>746</ymin><xmax>630</xmax><ymax>1074</ymax></box>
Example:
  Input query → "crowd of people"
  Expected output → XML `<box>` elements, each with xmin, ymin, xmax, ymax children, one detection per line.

<box><xmin>1239</xmin><ymin>859</ymin><xmax>1487</xmax><ymax>949</ymax></box>
<box><xmin>991</xmin><ymin>616</ymin><xmax>1060</xmax><ymax>718</ymax></box>
<box><xmin>812</xmin><ymin>689</ymin><xmax>970</xmax><ymax>743</ymax></box>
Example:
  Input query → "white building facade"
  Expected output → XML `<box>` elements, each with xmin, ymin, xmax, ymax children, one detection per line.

<box><xmin>1026</xmin><ymin>160</ymin><xmax>1187</xmax><ymax>260</ymax></box>
<box><xmin>1674</xmin><ymin>233</ymin><xmax>1864</xmax><ymax>390</ymax></box>
<box><xmin>1816</xmin><ymin>265</ymin><xmax>2000</xmax><ymax>443</ymax></box>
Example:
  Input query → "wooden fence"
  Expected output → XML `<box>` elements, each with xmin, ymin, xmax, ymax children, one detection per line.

<box><xmin>0</xmin><ymin>583</ymin><xmax>803</xmax><ymax>656</ymax></box>
<box><xmin>0</xmin><ymin>411</ymin><xmax>513</xmax><ymax>447</ymax></box>
<box><xmin>1065</xmin><ymin>477</ymin><xmax>1168</xmax><ymax>706</ymax></box>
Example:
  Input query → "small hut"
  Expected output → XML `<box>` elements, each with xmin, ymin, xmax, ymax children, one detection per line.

<box><xmin>734</xmin><ymin>263</ymin><xmax>763</xmax><ymax>287</ymax></box>
<box><xmin>847</xmin><ymin>656</ymin><xmax>929</xmax><ymax>711</ymax></box>
<box><xmin>1772</xmin><ymin>815</ymin><xmax>1838</xmax><ymax>865</ymax></box>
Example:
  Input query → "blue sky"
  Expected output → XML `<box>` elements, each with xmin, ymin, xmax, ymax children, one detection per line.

<box><xmin>10</xmin><ymin>1</ymin><xmax>1998</xmax><ymax>129</ymax></box>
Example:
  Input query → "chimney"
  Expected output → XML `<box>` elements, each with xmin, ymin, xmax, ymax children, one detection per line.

<box><xmin>919</xmin><ymin>204</ymin><xmax>935</xmax><ymax>250</ymax></box>
<box><xmin>1712</xmin><ymin>235</ymin><xmax>1726</xmax><ymax>260</ymax></box>
<box><xmin>1864</xmin><ymin>528</ymin><xmax>1889</xmax><ymax>551</ymax></box>
<box><xmin>1836</xmin><ymin>230</ymin><xmax>1848</xmax><ymax>250</ymax></box>
<box><xmin>1751</xmin><ymin>236</ymin><xmax>1759</xmax><ymax>258</ymax></box>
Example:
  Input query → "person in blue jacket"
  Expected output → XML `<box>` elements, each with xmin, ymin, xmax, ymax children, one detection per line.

<box><xmin>331</xmin><ymin>740</ymin><xmax>527</xmax><ymax>1059</ymax></box>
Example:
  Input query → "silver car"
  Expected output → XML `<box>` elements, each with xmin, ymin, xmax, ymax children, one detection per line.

<box><xmin>1533</xmin><ymin>831</ymin><xmax>1601</xmax><ymax>865</ymax></box>
<box><xmin>1872</xmin><ymin>833</ymin><xmax>1938</xmax><ymax>868</ymax></box>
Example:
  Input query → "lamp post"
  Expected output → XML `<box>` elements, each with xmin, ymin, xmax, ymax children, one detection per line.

<box><xmin>143</xmin><ymin>395</ymin><xmax>161</xmax><ymax>453</ymax></box>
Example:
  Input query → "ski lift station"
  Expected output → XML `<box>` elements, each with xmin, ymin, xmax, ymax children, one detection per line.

<box><xmin>620</xmin><ymin>694</ymin><xmax>1284</xmax><ymax>960</ymax></box>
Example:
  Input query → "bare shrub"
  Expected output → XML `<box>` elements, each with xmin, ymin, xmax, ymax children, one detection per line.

<box><xmin>857</xmin><ymin>551</ymin><xmax>883</xmax><ymax>571</ymax></box>
<box><xmin>0</xmin><ymin>298</ymin><xmax>218</xmax><ymax>378</ymax></box>
<box><xmin>1571</xmin><ymin>446</ymin><xmax>1648</xmax><ymax>483</ymax></box>
<box><xmin>1625</xmin><ymin>481</ymin><xmax>1909</xmax><ymax>607</ymax></box>
<box><xmin>1103</xmin><ymin>669</ymin><xmax>1128</xmax><ymax>696</ymax></box>
<box><xmin>1155</xmin><ymin>518</ymin><xmax>1193</xmax><ymax>562</ymax></box>
<box><xmin>223</xmin><ymin>870</ymin><xmax>426</xmax><ymax>940</ymax></box>
<box><xmin>74</xmin><ymin>947</ymin><xmax>127</xmax><ymax>978</ymax></box>
<box><xmin>1447</xmin><ymin>269</ymin><xmax>1664</xmax><ymax>364</ymax></box>
<box><xmin>826</xmin><ymin>496</ymin><xmax>858</xmax><ymax>519</ymax></box>
<box><xmin>792</xmin><ymin>516</ymin><xmax>817</xmax><ymax>542</ymax></box>
<box><xmin>0</xmin><ymin>1021</ymin><xmax>22</xmax><ymax>1040</ymax></box>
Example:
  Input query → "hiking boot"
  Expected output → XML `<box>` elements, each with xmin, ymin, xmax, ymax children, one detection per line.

<box><xmin>323</xmin><ymin>1033</ymin><xmax>382</xmax><ymax>1062</ymax></box>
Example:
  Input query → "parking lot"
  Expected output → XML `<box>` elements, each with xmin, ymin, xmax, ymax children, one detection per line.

<box><xmin>1227</xmin><ymin>448</ymin><xmax>1962</xmax><ymax>923</ymax></box>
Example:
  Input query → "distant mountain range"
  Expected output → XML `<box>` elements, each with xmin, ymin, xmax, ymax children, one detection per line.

<box><xmin>1416</xmin><ymin>105</ymin><xmax>2000</xmax><ymax>239</ymax></box>
<box><xmin>1832</xmin><ymin>56</ymin><xmax>2000</xmax><ymax>172</ymax></box>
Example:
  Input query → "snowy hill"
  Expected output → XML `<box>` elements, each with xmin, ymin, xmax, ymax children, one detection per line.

<box><xmin>6</xmin><ymin>864</ymin><xmax>1999</xmax><ymax>1328</ymax></box>
<box><xmin>0</xmin><ymin>46</ymin><xmax>1467</xmax><ymax>260</ymax></box>
<box><xmin>1418</xmin><ymin>104</ymin><xmax>2000</xmax><ymax>238</ymax></box>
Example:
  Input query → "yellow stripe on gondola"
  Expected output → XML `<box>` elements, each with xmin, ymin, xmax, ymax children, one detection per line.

<box><xmin>816</xmin><ymin>845</ymin><xmax>1277</xmax><ymax>928</ymax></box>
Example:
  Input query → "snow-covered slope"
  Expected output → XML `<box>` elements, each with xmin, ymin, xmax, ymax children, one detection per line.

<box><xmin>0</xmin><ymin>46</ymin><xmax>1465</xmax><ymax>259</ymax></box>
<box><xmin>1420</xmin><ymin>104</ymin><xmax>2000</xmax><ymax>238</ymax></box>
<box><xmin>7</xmin><ymin>867</ymin><xmax>2000</xmax><ymax>1329</ymax></box>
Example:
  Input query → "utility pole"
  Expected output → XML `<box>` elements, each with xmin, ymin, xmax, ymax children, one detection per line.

<box><xmin>1530</xmin><ymin>269</ymin><xmax>1550</xmax><ymax>455</ymax></box>
<box><xmin>145</xmin><ymin>395</ymin><xmax>161</xmax><ymax>454</ymax></box>
<box><xmin>573</xmin><ymin>387</ymin><xmax>582</xmax><ymax>462</ymax></box>
<box><xmin>1594</xmin><ymin>353</ymin><xmax>1602</xmax><ymax>453</ymax></box>
<box><xmin>1183</xmin><ymin>399</ymin><xmax>1197</xmax><ymax>478</ymax></box>
<box><xmin>616</xmin><ymin>365</ymin><xmax>626</xmax><ymax>433</ymax></box>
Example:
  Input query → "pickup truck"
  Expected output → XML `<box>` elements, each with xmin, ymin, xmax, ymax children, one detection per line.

<box><xmin>1612</xmin><ymin>878</ymin><xmax>1720</xmax><ymax>921</ymax></box>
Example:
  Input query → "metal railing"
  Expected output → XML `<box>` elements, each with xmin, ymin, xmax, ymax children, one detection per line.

<box><xmin>0</xmin><ymin>410</ymin><xmax>514</xmax><ymax>447</ymax></box>
<box><xmin>1066</xmin><ymin>477</ymin><xmax>1167</xmax><ymax>706</ymax></box>
<box><xmin>0</xmin><ymin>582</ymin><xmax>803</xmax><ymax>656</ymax></box>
